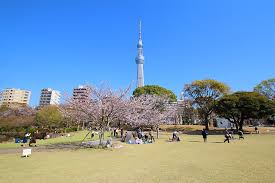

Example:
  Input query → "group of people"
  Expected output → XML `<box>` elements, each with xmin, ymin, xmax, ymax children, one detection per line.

<box><xmin>121</xmin><ymin>128</ymin><xmax>155</xmax><ymax>144</ymax></box>
<box><xmin>112</xmin><ymin>128</ymin><xmax>124</xmax><ymax>138</ymax></box>
<box><xmin>15</xmin><ymin>131</ymin><xmax>38</xmax><ymax>147</ymax></box>
<box><xmin>201</xmin><ymin>128</ymin><xmax>245</xmax><ymax>143</ymax></box>
<box><xmin>224</xmin><ymin>128</ymin><xmax>245</xmax><ymax>143</ymax></box>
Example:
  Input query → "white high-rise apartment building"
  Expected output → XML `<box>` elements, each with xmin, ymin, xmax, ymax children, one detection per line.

<box><xmin>39</xmin><ymin>88</ymin><xmax>60</xmax><ymax>107</ymax></box>
<box><xmin>0</xmin><ymin>88</ymin><xmax>31</xmax><ymax>106</ymax></box>
<box><xmin>73</xmin><ymin>85</ymin><xmax>90</xmax><ymax>102</ymax></box>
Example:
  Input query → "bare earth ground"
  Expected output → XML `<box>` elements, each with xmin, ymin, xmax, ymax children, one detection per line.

<box><xmin>0</xmin><ymin>133</ymin><xmax>274</xmax><ymax>183</ymax></box>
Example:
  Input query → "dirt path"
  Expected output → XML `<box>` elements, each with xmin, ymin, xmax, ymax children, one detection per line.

<box><xmin>0</xmin><ymin>143</ymin><xmax>83</xmax><ymax>155</ymax></box>
<box><xmin>0</xmin><ymin>138</ymin><xmax>123</xmax><ymax>154</ymax></box>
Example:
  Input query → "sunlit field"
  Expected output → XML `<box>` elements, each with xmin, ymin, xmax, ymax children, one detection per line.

<box><xmin>0</xmin><ymin>130</ymin><xmax>103</xmax><ymax>149</ymax></box>
<box><xmin>0</xmin><ymin>133</ymin><xmax>274</xmax><ymax>183</ymax></box>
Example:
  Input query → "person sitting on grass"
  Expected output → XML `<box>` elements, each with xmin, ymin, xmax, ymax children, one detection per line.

<box><xmin>125</xmin><ymin>132</ymin><xmax>135</xmax><ymax>144</ymax></box>
<box><xmin>121</xmin><ymin>132</ymin><xmax>127</xmax><ymax>142</ymax></box>
<box><xmin>135</xmin><ymin>137</ymin><xmax>143</xmax><ymax>144</ymax></box>
<box><xmin>172</xmin><ymin>131</ymin><xmax>180</xmax><ymax>142</ymax></box>
<box><xmin>238</xmin><ymin>130</ymin><xmax>244</xmax><ymax>139</ymax></box>
<box><xmin>137</xmin><ymin>128</ymin><xmax>143</xmax><ymax>139</ymax></box>
<box><xmin>224</xmin><ymin>129</ymin><xmax>230</xmax><ymax>143</ymax></box>
<box><xmin>106</xmin><ymin>138</ymin><xmax>112</xmax><ymax>148</ymax></box>
<box><xmin>144</xmin><ymin>134</ymin><xmax>149</xmax><ymax>143</ymax></box>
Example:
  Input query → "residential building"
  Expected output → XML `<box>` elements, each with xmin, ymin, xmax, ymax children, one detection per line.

<box><xmin>73</xmin><ymin>85</ymin><xmax>90</xmax><ymax>102</ymax></box>
<box><xmin>216</xmin><ymin>117</ymin><xmax>234</xmax><ymax>128</ymax></box>
<box><xmin>39</xmin><ymin>88</ymin><xmax>60</xmax><ymax>107</ymax></box>
<box><xmin>0</xmin><ymin>88</ymin><xmax>31</xmax><ymax>106</ymax></box>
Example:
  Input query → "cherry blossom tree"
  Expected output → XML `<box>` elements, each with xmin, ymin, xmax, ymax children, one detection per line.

<box><xmin>60</xmin><ymin>84</ymin><xmax>179</xmax><ymax>144</ymax></box>
<box><xmin>127</xmin><ymin>95</ymin><xmax>179</xmax><ymax>138</ymax></box>
<box><xmin>60</xmin><ymin>85</ymin><xmax>131</xmax><ymax>145</ymax></box>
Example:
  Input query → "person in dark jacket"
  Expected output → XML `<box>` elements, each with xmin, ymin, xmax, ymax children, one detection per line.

<box><xmin>255</xmin><ymin>126</ymin><xmax>259</xmax><ymax>134</ymax></box>
<box><xmin>29</xmin><ymin>134</ymin><xmax>37</xmax><ymax>147</ymax></box>
<box><xmin>224</xmin><ymin>129</ymin><xmax>230</xmax><ymax>143</ymax></box>
<box><xmin>120</xmin><ymin>128</ymin><xmax>124</xmax><ymax>138</ymax></box>
<box><xmin>238</xmin><ymin>130</ymin><xmax>244</xmax><ymax>139</ymax></box>
<box><xmin>201</xmin><ymin>129</ymin><xmax>208</xmax><ymax>142</ymax></box>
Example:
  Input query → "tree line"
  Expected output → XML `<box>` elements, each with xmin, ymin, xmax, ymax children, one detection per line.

<box><xmin>183</xmin><ymin>78</ymin><xmax>275</xmax><ymax>130</ymax></box>
<box><xmin>0</xmin><ymin>78</ymin><xmax>274</xmax><ymax>141</ymax></box>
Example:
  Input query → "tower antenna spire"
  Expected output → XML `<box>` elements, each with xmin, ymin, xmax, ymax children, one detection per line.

<box><xmin>135</xmin><ymin>20</ymin><xmax>145</xmax><ymax>88</ymax></box>
<box><xmin>139</xmin><ymin>20</ymin><xmax>142</xmax><ymax>39</ymax></box>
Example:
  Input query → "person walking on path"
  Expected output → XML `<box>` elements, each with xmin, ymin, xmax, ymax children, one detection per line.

<box><xmin>201</xmin><ymin>128</ymin><xmax>208</xmax><ymax>142</ymax></box>
<box><xmin>224</xmin><ymin>129</ymin><xmax>230</xmax><ymax>143</ymax></box>
<box><xmin>255</xmin><ymin>126</ymin><xmax>259</xmax><ymax>134</ymax></box>
<box><xmin>149</xmin><ymin>131</ymin><xmax>155</xmax><ymax>142</ymax></box>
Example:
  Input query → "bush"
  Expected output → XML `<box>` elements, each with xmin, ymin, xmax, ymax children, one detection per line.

<box><xmin>27</xmin><ymin>126</ymin><xmax>36</xmax><ymax>133</ymax></box>
<box><xmin>65</xmin><ymin>127</ymin><xmax>78</xmax><ymax>133</ymax></box>
<box><xmin>0</xmin><ymin>135</ymin><xmax>11</xmax><ymax>143</ymax></box>
<box><xmin>15</xmin><ymin>126</ymin><xmax>25</xmax><ymax>133</ymax></box>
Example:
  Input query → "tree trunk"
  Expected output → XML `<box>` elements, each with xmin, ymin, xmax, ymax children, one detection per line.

<box><xmin>239</xmin><ymin>119</ymin><xmax>244</xmax><ymax>131</ymax></box>
<box><xmin>77</xmin><ymin>124</ymin><xmax>80</xmax><ymax>131</ymax></box>
<box><xmin>235</xmin><ymin>123</ymin><xmax>239</xmax><ymax>131</ymax></box>
<box><xmin>82</xmin><ymin>121</ymin><xmax>85</xmax><ymax>130</ymax></box>
<box><xmin>204</xmin><ymin>115</ymin><xmax>209</xmax><ymax>130</ymax></box>
<box><xmin>156</xmin><ymin>127</ymin><xmax>159</xmax><ymax>139</ymax></box>
<box><xmin>99</xmin><ymin>130</ymin><xmax>104</xmax><ymax>145</ymax></box>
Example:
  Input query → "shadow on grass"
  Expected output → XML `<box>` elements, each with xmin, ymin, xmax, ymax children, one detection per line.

<box><xmin>165</xmin><ymin>140</ymin><xmax>181</xmax><ymax>143</ymax></box>
<box><xmin>45</xmin><ymin>142</ymin><xmax>81</xmax><ymax>150</ymax></box>
<box><xmin>188</xmin><ymin>141</ymin><xmax>224</xmax><ymax>144</ymax></box>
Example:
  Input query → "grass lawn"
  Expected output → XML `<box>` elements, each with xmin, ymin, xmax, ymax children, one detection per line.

<box><xmin>0</xmin><ymin>130</ymin><xmax>111</xmax><ymax>148</ymax></box>
<box><xmin>0</xmin><ymin>133</ymin><xmax>274</xmax><ymax>183</ymax></box>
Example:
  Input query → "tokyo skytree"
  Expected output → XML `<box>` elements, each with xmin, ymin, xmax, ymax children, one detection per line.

<box><xmin>135</xmin><ymin>21</ymin><xmax>144</xmax><ymax>88</ymax></box>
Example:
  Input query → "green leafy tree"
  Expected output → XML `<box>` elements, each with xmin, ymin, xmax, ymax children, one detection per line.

<box><xmin>254</xmin><ymin>78</ymin><xmax>275</xmax><ymax>101</ymax></box>
<box><xmin>184</xmin><ymin>79</ymin><xmax>230</xmax><ymax>130</ymax></box>
<box><xmin>36</xmin><ymin>106</ymin><xmax>63</xmax><ymax>129</ymax></box>
<box><xmin>179</xmin><ymin>100</ymin><xmax>198</xmax><ymax>125</ymax></box>
<box><xmin>133</xmin><ymin>85</ymin><xmax>177</xmax><ymax>102</ymax></box>
<box><xmin>215</xmin><ymin>92</ymin><xmax>275</xmax><ymax>130</ymax></box>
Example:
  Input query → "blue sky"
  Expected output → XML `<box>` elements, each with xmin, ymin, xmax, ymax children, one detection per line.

<box><xmin>0</xmin><ymin>0</ymin><xmax>274</xmax><ymax>106</ymax></box>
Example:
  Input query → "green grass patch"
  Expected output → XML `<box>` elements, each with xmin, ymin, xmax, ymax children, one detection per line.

<box><xmin>0</xmin><ymin>134</ymin><xmax>274</xmax><ymax>183</ymax></box>
<box><xmin>0</xmin><ymin>130</ymin><xmax>111</xmax><ymax>148</ymax></box>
